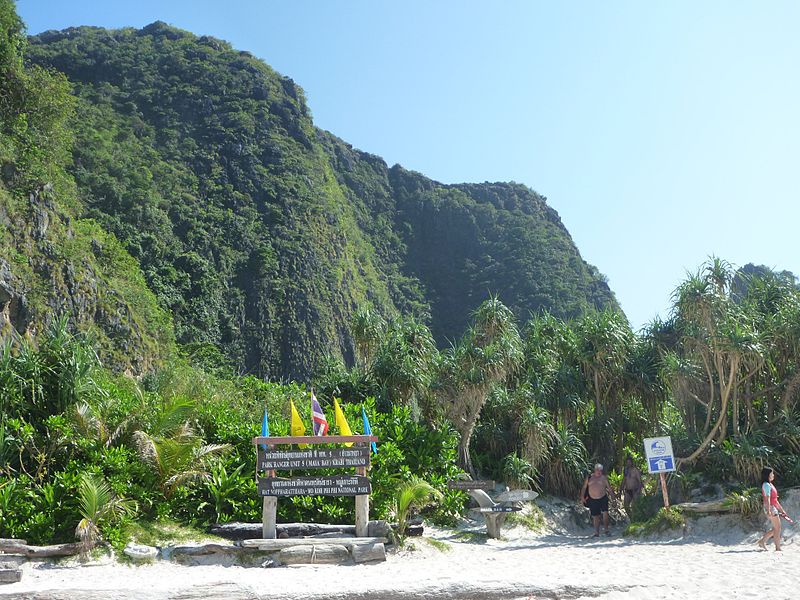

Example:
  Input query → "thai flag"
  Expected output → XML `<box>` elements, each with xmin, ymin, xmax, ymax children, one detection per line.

<box><xmin>311</xmin><ymin>391</ymin><xmax>329</xmax><ymax>436</ymax></box>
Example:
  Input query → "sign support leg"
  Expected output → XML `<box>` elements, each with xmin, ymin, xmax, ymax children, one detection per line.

<box><xmin>261</xmin><ymin>445</ymin><xmax>277</xmax><ymax>539</ymax></box>
<box><xmin>262</xmin><ymin>496</ymin><xmax>277</xmax><ymax>539</ymax></box>
<box><xmin>355</xmin><ymin>464</ymin><xmax>369</xmax><ymax>537</ymax></box>
<box><xmin>659</xmin><ymin>472</ymin><xmax>670</xmax><ymax>509</ymax></box>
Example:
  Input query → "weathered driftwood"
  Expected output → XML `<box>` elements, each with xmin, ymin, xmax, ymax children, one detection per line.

<box><xmin>0</xmin><ymin>539</ymin><xmax>26</xmax><ymax>546</ymax></box>
<box><xmin>170</xmin><ymin>543</ymin><xmax>244</xmax><ymax>557</ymax></box>
<box><xmin>241</xmin><ymin>536</ymin><xmax>388</xmax><ymax>551</ymax></box>
<box><xmin>278</xmin><ymin>544</ymin><xmax>350</xmax><ymax>565</ymax></box>
<box><xmin>0</xmin><ymin>541</ymin><xmax>82</xmax><ymax>558</ymax></box>
<box><xmin>678</xmin><ymin>499</ymin><xmax>732</xmax><ymax>515</ymax></box>
<box><xmin>351</xmin><ymin>542</ymin><xmax>386</xmax><ymax>563</ymax></box>
<box><xmin>210</xmin><ymin>522</ymin><xmax>357</xmax><ymax>540</ymax></box>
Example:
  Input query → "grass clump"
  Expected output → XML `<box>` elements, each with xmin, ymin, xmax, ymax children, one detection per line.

<box><xmin>421</xmin><ymin>537</ymin><xmax>452</xmax><ymax>552</ymax></box>
<box><xmin>624</xmin><ymin>507</ymin><xmax>685</xmax><ymax>537</ymax></box>
<box><xmin>505</xmin><ymin>505</ymin><xmax>546</xmax><ymax>532</ymax></box>
<box><xmin>124</xmin><ymin>519</ymin><xmax>224</xmax><ymax>547</ymax></box>
<box><xmin>723</xmin><ymin>487</ymin><xmax>762</xmax><ymax>517</ymax></box>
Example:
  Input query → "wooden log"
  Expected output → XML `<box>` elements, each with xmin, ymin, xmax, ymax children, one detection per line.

<box><xmin>210</xmin><ymin>522</ymin><xmax>357</xmax><ymax>540</ymax></box>
<box><xmin>171</xmin><ymin>543</ymin><xmax>243</xmax><ymax>557</ymax></box>
<box><xmin>241</xmin><ymin>537</ymin><xmax>388</xmax><ymax>550</ymax></box>
<box><xmin>0</xmin><ymin>569</ymin><xmax>22</xmax><ymax>584</ymax></box>
<box><xmin>0</xmin><ymin>542</ymin><xmax>82</xmax><ymax>558</ymax></box>
<box><xmin>278</xmin><ymin>544</ymin><xmax>350</xmax><ymax>565</ymax></box>
<box><xmin>0</xmin><ymin>539</ymin><xmax>26</xmax><ymax>545</ymax></box>
<box><xmin>367</xmin><ymin>520</ymin><xmax>391</xmax><ymax>538</ymax></box>
<box><xmin>678</xmin><ymin>500</ymin><xmax>732</xmax><ymax>515</ymax></box>
<box><xmin>351</xmin><ymin>542</ymin><xmax>386</xmax><ymax>563</ymax></box>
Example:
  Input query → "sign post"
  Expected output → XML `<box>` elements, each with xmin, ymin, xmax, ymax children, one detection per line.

<box><xmin>643</xmin><ymin>436</ymin><xmax>676</xmax><ymax>509</ymax></box>
<box><xmin>252</xmin><ymin>434</ymin><xmax>378</xmax><ymax>539</ymax></box>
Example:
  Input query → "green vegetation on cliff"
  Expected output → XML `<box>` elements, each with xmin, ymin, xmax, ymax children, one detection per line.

<box><xmin>0</xmin><ymin>0</ymin><xmax>173</xmax><ymax>371</ymax></box>
<box><xmin>24</xmin><ymin>21</ymin><xmax>618</xmax><ymax>378</ymax></box>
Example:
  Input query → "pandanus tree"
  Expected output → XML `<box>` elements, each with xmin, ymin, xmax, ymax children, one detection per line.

<box><xmin>673</xmin><ymin>258</ymin><xmax>765</xmax><ymax>464</ymax></box>
<box><xmin>573</xmin><ymin>309</ymin><xmax>634</xmax><ymax>464</ymax></box>
<box><xmin>351</xmin><ymin>305</ymin><xmax>386</xmax><ymax>368</ymax></box>
<box><xmin>521</xmin><ymin>312</ymin><xmax>585</xmax><ymax>429</ymax></box>
<box><xmin>436</xmin><ymin>297</ymin><xmax>523</xmax><ymax>475</ymax></box>
<box><xmin>371</xmin><ymin>317</ymin><xmax>438</xmax><ymax>416</ymax></box>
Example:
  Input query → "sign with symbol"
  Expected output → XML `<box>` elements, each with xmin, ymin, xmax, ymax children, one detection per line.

<box><xmin>643</xmin><ymin>436</ymin><xmax>676</xmax><ymax>474</ymax></box>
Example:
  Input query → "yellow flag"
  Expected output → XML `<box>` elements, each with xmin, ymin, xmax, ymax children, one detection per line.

<box><xmin>290</xmin><ymin>400</ymin><xmax>307</xmax><ymax>447</ymax></box>
<box><xmin>334</xmin><ymin>398</ymin><xmax>353</xmax><ymax>446</ymax></box>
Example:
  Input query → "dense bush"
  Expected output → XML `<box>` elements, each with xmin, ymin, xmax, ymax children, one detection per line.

<box><xmin>0</xmin><ymin>319</ymin><xmax>464</xmax><ymax>546</ymax></box>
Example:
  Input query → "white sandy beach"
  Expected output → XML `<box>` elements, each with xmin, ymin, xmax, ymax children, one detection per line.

<box><xmin>2</xmin><ymin>495</ymin><xmax>797</xmax><ymax>600</ymax></box>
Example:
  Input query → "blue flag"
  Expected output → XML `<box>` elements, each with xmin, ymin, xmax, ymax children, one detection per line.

<box><xmin>260</xmin><ymin>409</ymin><xmax>270</xmax><ymax>450</ymax></box>
<box><xmin>361</xmin><ymin>406</ymin><xmax>377</xmax><ymax>454</ymax></box>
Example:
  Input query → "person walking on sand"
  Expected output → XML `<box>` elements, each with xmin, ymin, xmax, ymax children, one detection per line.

<box><xmin>620</xmin><ymin>456</ymin><xmax>643</xmax><ymax>514</ymax></box>
<box><xmin>758</xmin><ymin>467</ymin><xmax>787</xmax><ymax>552</ymax></box>
<box><xmin>580</xmin><ymin>463</ymin><xmax>615</xmax><ymax>537</ymax></box>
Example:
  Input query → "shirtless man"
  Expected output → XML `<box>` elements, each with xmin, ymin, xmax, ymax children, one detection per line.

<box><xmin>580</xmin><ymin>463</ymin><xmax>614</xmax><ymax>537</ymax></box>
<box><xmin>620</xmin><ymin>456</ymin><xmax>643</xmax><ymax>514</ymax></box>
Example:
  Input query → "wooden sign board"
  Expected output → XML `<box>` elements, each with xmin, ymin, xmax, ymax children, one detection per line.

<box><xmin>258</xmin><ymin>447</ymin><xmax>370</xmax><ymax>471</ymax></box>
<box><xmin>470</xmin><ymin>505</ymin><xmax>522</xmax><ymax>513</ymax></box>
<box><xmin>258</xmin><ymin>475</ymin><xmax>371</xmax><ymax>497</ymax></box>
<box><xmin>448</xmin><ymin>480</ymin><xmax>495</xmax><ymax>491</ymax></box>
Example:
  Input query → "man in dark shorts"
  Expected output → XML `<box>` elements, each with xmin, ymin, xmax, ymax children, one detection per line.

<box><xmin>579</xmin><ymin>463</ymin><xmax>615</xmax><ymax>537</ymax></box>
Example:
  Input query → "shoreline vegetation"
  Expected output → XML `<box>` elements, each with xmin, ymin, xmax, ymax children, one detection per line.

<box><xmin>1</xmin><ymin>0</ymin><xmax>799</xmax><ymax>596</ymax></box>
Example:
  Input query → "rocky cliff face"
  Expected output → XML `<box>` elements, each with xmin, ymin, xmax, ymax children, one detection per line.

<box><xmin>0</xmin><ymin>184</ymin><xmax>173</xmax><ymax>372</ymax></box>
<box><xmin>19</xmin><ymin>22</ymin><xmax>619</xmax><ymax>379</ymax></box>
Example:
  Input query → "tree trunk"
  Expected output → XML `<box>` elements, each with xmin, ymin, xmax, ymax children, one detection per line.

<box><xmin>679</xmin><ymin>384</ymin><xmax>731</xmax><ymax>465</ymax></box>
<box><xmin>458</xmin><ymin>428</ymin><xmax>475</xmax><ymax>477</ymax></box>
<box><xmin>781</xmin><ymin>368</ymin><xmax>800</xmax><ymax>413</ymax></box>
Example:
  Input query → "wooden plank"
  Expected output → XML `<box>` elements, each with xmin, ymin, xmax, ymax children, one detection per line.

<box><xmin>258</xmin><ymin>447</ymin><xmax>370</xmax><ymax>471</ymax></box>
<box><xmin>279</xmin><ymin>544</ymin><xmax>350</xmax><ymax>565</ymax></box>
<box><xmin>470</xmin><ymin>505</ymin><xmax>522</xmax><ymax>513</ymax></box>
<box><xmin>352</xmin><ymin>542</ymin><xmax>386</xmax><ymax>563</ymax></box>
<box><xmin>0</xmin><ymin>569</ymin><xmax>22</xmax><ymax>584</ymax></box>
<box><xmin>496</xmin><ymin>490</ymin><xmax>539</xmax><ymax>502</ymax></box>
<box><xmin>241</xmin><ymin>537</ymin><xmax>388</xmax><ymax>550</ymax></box>
<box><xmin>252</xmin><ymin>435</ymin><xmax>377</xmax><ymax>446</ymax></box>
<box><xmin>258</xmin><ymin>475</ymin><xmax>371</xmax><ymax>497</ymax></box>
<box><xmin>211</xmin><ymin>522</ymin><xmax>356</xmax><ymax>540</ymax></box>
<box><xmin>447</xmin><ymin>480</ymin><xmax>495</xmax><ymax>490</ymax></box>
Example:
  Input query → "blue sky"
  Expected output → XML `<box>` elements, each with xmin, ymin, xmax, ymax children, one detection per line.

<box><xmin>18</xmin><ymin>1</ymin><xmax>799</xmax><ymax>329</ymax></box>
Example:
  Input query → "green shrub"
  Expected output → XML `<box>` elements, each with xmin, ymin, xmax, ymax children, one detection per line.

<box><xmin>724</xmin><ymin>487</ymin><xmax>762</xmax><ymax>517</ymax></box>
<box><xmin>624</xmin><ymin>507</ymin><xmax>685</xmax><ymax>537</ymax></box>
